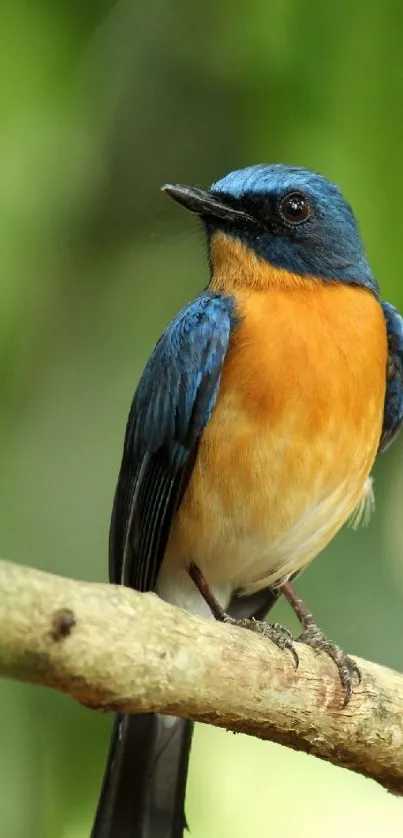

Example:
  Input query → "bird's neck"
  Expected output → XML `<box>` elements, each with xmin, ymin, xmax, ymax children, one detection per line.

<box><xmin>208</xmin><ymin>231</ymin><xmax>321</xmax><ymax>294</ymax></box>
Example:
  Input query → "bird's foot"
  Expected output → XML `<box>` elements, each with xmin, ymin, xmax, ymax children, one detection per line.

<box><xmin>281</xmin><ymin>582</ymin><xmax>360</xmax><ymax>706</ymax></box>
<box><xmin>223</xmin><ymin>614</ymin><xmax>299</xmax><ymax>668</ymax></box>
<box><xmin>188</xmin><ymin>562</ymin><xmax>298</xmax><ymax>667</ymax></box>
<box><xmin>297</xmin><ymin>618</ymin><xmax>360</xmax><ymax>706</ymax></box>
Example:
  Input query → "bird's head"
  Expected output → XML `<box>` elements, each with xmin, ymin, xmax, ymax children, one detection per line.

<box><xmin>163</xmin><ymin>164</ymin><xmax>378</xmax><ymax>295</ymax></box>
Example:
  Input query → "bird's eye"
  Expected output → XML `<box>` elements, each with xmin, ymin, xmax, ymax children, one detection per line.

<box><xmin>279</xmin><ymin>192</ymin><xmax>311</xmax><ymax>225</ymax></box>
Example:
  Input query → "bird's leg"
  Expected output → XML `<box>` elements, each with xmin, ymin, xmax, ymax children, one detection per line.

<box><xmin>281</xmin><ymin>581</ymin><xmax>361</xmax><ymax>706</ymax></box>
<box><xmin>188</xmin><ymin>562</ymin><xmax>229</xmax><ymax>621</ymax></box>
<box><xmin>188</xmin><ymin>562</ymin><xmax>299</xmax><ymax>667</ymax></box>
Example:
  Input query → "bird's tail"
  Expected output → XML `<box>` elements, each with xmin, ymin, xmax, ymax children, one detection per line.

<box><xmin>91</xmin><ymin>712</ymin><xmax>193</xmax><ymax>838</ymax></box>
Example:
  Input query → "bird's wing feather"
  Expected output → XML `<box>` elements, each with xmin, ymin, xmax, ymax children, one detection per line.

<box><xmin>109</xmin><ymin>292</ymin><xmax>235</xmax><ymax>591</ymax></box>
<box><xmin>379</xmin><ymin>301</ymin><xmax>403</xmax><ymax>454</ymax></box>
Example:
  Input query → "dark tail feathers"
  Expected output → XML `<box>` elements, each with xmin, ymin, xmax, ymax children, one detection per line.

<box><xmin>91</xmin><ymin>713</ymin><xmax>193</xmax><ymax>838</ymax></box>
<box><xmin>90</xmin><ymin>584</ymin><xmax>283</xmax><ymax>837</ymax></box>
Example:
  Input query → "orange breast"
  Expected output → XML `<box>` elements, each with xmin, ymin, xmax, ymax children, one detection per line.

<box><xmin>160</xmin><ymin>240</ymin><xmax>387</xmax><ymax>602</ymax></box>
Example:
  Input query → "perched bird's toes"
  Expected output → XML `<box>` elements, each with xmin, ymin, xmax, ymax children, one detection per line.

<box><xmin>225</xmin><ymin>616</ymin><xmax>299</xmax><ymax>668</ymax></box>
<box><xmin>297</xmin><ymin>621</ymin><xmax>360</xmax><ymax>706</ymax></box>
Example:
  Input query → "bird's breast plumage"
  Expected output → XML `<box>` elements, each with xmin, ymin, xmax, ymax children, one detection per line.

<box><xmin>158</xmin><ymin>239</ymin><xmax>387</xmax><ymax>609</ymax></box>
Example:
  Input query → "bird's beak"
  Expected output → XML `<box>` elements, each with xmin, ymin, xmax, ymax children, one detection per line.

<box><xmin>162</xmin><ymin>183</ymin><xmax>254</xmax><ymax>225</ymax></box>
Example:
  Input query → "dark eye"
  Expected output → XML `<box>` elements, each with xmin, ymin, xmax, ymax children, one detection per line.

<box><xmin>279</xmin><ymin>192</ymin><xmax>311</xmax><ymax>224</ymax></box>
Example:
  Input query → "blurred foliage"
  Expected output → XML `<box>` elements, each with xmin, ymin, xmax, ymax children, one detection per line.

<box><xmin>1</xmin><ymin>0</ymin><xmax>403</xmax><ymax>835</ymax></box>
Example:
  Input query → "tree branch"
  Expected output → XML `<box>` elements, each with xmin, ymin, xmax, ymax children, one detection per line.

<box><xmin>1</xmin><ymin>559</ymin><xmax>402</xmax><ymax>794</ymax></box>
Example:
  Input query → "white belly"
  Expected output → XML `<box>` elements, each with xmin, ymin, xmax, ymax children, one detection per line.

<box><xmin>156</xmin><ymin>474</ymin><xmax>374</xmax><ymax>617</ymax></box>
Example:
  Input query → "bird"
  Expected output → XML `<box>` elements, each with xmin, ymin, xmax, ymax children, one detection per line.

<box><xmin>91</xmin><ymin>163</ymin><xmax>403</xmax><ymax>838</ymax></box>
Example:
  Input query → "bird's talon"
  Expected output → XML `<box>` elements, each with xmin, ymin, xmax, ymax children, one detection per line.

<box><xmin>271</xmin><ymin>621</ymin><xmax>293</xmax><ymax>641</ymax></box>
<box><xmin>288</xmin><ymin>643</ymin><xmax>300</xmax><ymax>670</ymax></box>
<box><xmin>222</xmin><ymin>613</ymin><xmax>236</xmax><ymax>626</ymax></box>
<box><xmin>229</xmin><ymin>617</ymin><xmax>299</xmax><ymax>668</ymax></box>
<box><xmin>297</xmin><ymin>623</ymin><xmax>360</xmax><ymax>706</ymax></box>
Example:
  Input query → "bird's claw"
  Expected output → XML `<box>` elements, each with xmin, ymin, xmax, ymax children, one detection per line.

<box><xmin>297</xmin><ymin>619</ymin><xmax>361</xmax><ymax>706</ymax></box>
<box><xmin>224</xmin><ymin>614</ymin><xmax>299</xmax><ymax>669</ymax></box>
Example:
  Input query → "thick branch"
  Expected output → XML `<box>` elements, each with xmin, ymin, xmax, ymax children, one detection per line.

<box><xmin>0</xmin><ymin>559</ymin><xmax>402</xmax><ymax>794</ymax></box>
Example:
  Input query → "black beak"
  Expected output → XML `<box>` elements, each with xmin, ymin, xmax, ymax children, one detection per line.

<box><xmin>162</xmin><ymin>183</ymin><xmax>254</xmax><ymax>225</ymax></box>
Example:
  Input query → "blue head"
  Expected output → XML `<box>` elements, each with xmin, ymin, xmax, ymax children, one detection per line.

<box><xmin>163</xmin><ymin>164</ymin><xmax>378</xmax><ymax>294</ymax></box>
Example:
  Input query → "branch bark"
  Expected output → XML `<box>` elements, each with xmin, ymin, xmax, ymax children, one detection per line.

<box><xmin>1</xmin><ymin>558</ymin><xmax>402</xmax><ymax>794</ymax></box>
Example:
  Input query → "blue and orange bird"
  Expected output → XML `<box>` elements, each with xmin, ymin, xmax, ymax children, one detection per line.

<box><xmin>91</xmin><ymin>164</ymin><xmax>403</xmax><ymax>838</ymax></box>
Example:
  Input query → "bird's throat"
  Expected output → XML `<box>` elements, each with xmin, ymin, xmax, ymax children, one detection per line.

<box><xmin>209</xmin><ymin>231</ymin><xmax>321</xmax><ymax>294</ymax></box>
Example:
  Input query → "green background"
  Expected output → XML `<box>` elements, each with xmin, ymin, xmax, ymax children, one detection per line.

<box><xmin>1</xmin><ymin>0</ymin><xmax>403</xmax><ymax>835</ymax></box>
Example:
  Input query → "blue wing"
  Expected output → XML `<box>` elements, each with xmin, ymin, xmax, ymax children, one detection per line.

<box><xmin>379</xmin><ymin>301</ymin><xmax>403</xmax><ymax>453</ymax></box>
<box><xmin>109</xmin><ymin>291</ymin><xmax>236</xmax><ymax>591</ymax></box>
